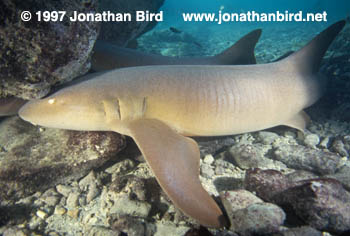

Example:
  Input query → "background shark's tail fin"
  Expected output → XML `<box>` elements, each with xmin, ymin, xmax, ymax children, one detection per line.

<box><xmin>214</xmin><ymin>29</ymin><xmax>262</xmax><ymax>65</ymax></box>
<box><xmin>284</xmin><ymin>20</ymin><xmax>345</xmax><ymax>74</ymax></box>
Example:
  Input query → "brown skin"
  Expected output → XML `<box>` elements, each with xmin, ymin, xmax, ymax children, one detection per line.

<box><xmin>19</xmin><ymin>21</ymin><xmax>345</xmax><ymax>228</ymax></box>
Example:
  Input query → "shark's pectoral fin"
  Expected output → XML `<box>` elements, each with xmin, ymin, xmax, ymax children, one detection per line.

<box><xmin>126</xmin><ymin>119</ymin><xmax>226</xmax><ymax>228</ymax></box>
<box><xmin>282</xmin><ymin>110</ymin><xmax>310</xmax><ymax>133</ymax></box>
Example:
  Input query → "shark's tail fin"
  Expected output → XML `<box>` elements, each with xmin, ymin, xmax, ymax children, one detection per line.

<box><xmin>213</xmin><ymin>29</ymin><xmax>262</xmax><ymax>65</ymax></box>
<box><xmin>283</xmin><ymin>20</ymin><xmax>345</xmax><ymax>74</ymax></box>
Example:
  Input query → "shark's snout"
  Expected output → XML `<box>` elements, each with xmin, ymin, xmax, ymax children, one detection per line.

<box><xmin>18</xmin><ymin>100</ymin><xmax>42</xmax><ymax>124</ymax></box>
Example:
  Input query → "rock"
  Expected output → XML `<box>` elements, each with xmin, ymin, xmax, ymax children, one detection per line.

<box><xmin>110</xmin><ymin>175</ymin><xmax>148</xmax><ymax>201</ymax></box>
<box><xmin>67</xmin><ymin>209</ymin><xmax>80</xmax><ymax>219</ymax></box>
<box><xmin>0</xmin><ymin>116</ymin><xmax>125</xmax><ymax>202</ymax></box>
<box><xmin>244</xmin><ymin>168</ymin><xmax>290</xmax><ymax>202</ymax></box>
<box><xmin>220</xmin><ymin>189</ymin><xmax>285</xmax><ymax>235</ymax></box>
<box><xmin>220</xmin><ymin>190</ymin><xmax>263</xmax><ymax>213</ymax></box>
<box><xmin>36</xmin><ymin>209</ymin><xmax>48</xmax><ymax>220</ymax></box>
<box><xmin>84</xmin><ymin>226</ymin><xmax>117</xmax><ymax>236</ymax></box>
<box><xmin>203</xmin><ymin>154</ymin><xmax>215</xmax><ymax>165</ymax></box>
<box><xmin>286</xmin><ymin>170</ymin><xmax>319</xmax><ymax>182</ymax></box>
<box><xmin>230</xmin><ymin>202</ymin><xmax>285</xmax><ymax>235</ymax></box>
<box><xmin>110</xmin><ymin>215</ymin><xmax>145</xmax><ymax>236</ymax></box>
<box><xmin>86</xmin><ymin>182</ymin><xmax>100</xmax><ymax>203</ymax></box>
<box><xmin>226</xmin><ymin>144</ymin><xmax>271</xmax><ymax>169</ymax></box>
<box><xmin>98</xmin><ymin>0</ymin><xmax>165</xmax><ymax>46</ymax></box>
<box><xmin>331</xmin><ymin>138</ymin><xmax>349</xmax><ymax>157</ymax></box>
<box><xmin>109</xmin><ymin>195</ymin><xmax>151</xmax><ymax>218</ymax></box>
<box><xmin>56</xmin><ymin>185</ymin><xmax>74</xmax><ymax>197</ymax></box>
<box><xmin>196</xmin><ymin>136</ymin><xmax>236</xmax><ymax>156</ymax></box>
<box><xmin>319</xmin><ymin>136</ymin><xmax>330</xmax><ymax>149</ymax></box>
<box><xmin>278</xmin><ymin>178</ymin><xmax>350</xmax><ymax>233</ymax></box>
<box><xmin>326</xmin><ymin>165</ymin><xmax>350</xmax><ymax>190</ymax></box>
<box><xmin>66</xmin><ymin>192</ymin><xmax>80</xmax><ymax>209</ymax></box>
<box><xmin>2</xmin><ymin>227</ymin><xmax>29</xmax><ymax>236</ymax></box>
<box><xmin>274</xmin><ymin>145</ymin><xmax>342</xmax><ymax>175</ymax></box>
<box><xmin>258</xmin><ymin>131</ymin><xmax>279</xmax><ymax>145</ymax></box>
<box><xmin>105</xmin><ymin>158</ymin><xmax>136</xmax><ymax>179</ymax></box>
<box><xmin>53</xmin><ymin>205</ymin><xmax>66</xmax><ymax>215</ymax></box>
<box><xmin>0</xmin><ymin>0</ymin><xmax>99</xmax><ymax>99</ymax></box>
<box><xmin>274</xmin><ymin>226</ymin><xmax>322</xmax><ymax>236</ymax></box>
<box><xmin>152</xmin><ymin>222</ymin><xmax>190</xmax><ymax>236</ymax></box>
<box><xmin>303</xmin><ymin>133</ymin><xmax>320</xmax><ymax>148</ymax></box>
<box><xmin>184</xmin><ymin>227</ymin><xmax>216</xmax><ymax>236</ymax></box>
<box><xmin>200</xmin><ymin>164</ymin><xmax>215</xmax><ymax>178</ymax></box>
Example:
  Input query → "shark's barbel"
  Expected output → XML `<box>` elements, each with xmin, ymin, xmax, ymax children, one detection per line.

<box><xmin>19</xmin><ymin>21</ymin><xmax>345</xmax><ymax>228</ymax></box>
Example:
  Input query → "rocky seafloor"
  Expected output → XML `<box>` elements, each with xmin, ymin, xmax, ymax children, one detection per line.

<box><xmin>1</xmin><ymin>21</ymin><xmax>350</xmax><ymax>235</ymax></box>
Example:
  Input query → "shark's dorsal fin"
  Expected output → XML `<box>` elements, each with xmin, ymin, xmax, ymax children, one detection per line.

<box><xmin>126</xmin><ymin>119</ymin><xmax>226</xmax><ymax>228</ymax></box>
<box><xmin>214</xmin><ymin>29</ymin><xmax>262</xmax><ymax>65</ymax></box>
<box><xmin>282</xmin><ymin>110</ymin><xmax>310</xmax><ymax>133</ymax></box>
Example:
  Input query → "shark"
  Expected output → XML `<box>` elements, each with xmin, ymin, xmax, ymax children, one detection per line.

<box><xmin>91</xmin><ymin>29</ymin><xmax>262</xmax><ymax>71</ymax></box>
<box><xmin>18</xmin><ymin>21</ymin><xmax>345</xmax><ymax>228</ymax></box>
<box><xmin>0</xmin><ymin>30</ymin><xmax>261</xmax><ymax>117</ymax></box>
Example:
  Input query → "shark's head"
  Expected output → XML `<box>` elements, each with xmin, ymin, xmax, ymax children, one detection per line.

<box><xmin>18</xmin><ymin>85</ymin><xmax>111</xmax><ymax>131</ymax></box>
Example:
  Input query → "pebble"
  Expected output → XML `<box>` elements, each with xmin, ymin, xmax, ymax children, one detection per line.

<box><xmin>56</xmin><ymin>185</ymin><xmax>74</xmax><ymax>197</ymax></box>
<box><xmin>258</xmin><ymin>131</ymin><xmax>279</xmax><ymax>145</ymax></box>
<box><xmin>203</xmin><ymin>154</ymin><xmax>215</xmax><ymax>165</ymax></box>
<box><xmin>86</xmin><ymin>182</ymin><xmax>100</xmax><ymax>203</ymax></box>
<box><xmin>200</xmin><ymin>164</ymin><xmax>215</xmax><ymax>178</ymax></box>
<box><xmin>105</xmin><ymin>159</ymin><xmax>136</xmax><ymax>175</ymax></box>
<box><xmin>319</xmin><ymin>136</ymin><xmax>330</xmax><ymax>149</ymax></box>
<box><xmin>110</xmin><ymin>215</ymin><xmax>145</xmax><ymax>236</ymax></box>
<box><xmin>79</xmin><ymin>171</ymin><xmax>98</xmax><ymax>191</ymax></box>
<box><xmin>36</xmin><ymin>210</ymin><xmax>48</xmax><ymax>220</ymax></box>
<box><xmin>67</xmin><ymin>209</ymin><xmax>80</xmax><ymax>219</ymax></box>
<box><xmin>109</xmin><ymin>195</ymin><xmax>151</xmax><ymax>218</ymax></box>
<box><xmin>303</xmin><ymin>133</ymin><xmax>320</xmax><ymax>148</ymax></box>
<box><xmin>66</xmin><ymin>192</ymin><xmax>80</xmax><ymax>209</ymax></box>
<box><xmin>331</xmin><ymin>138</ymin><xmax>349</xmax><ymax>157</ymax></box>
<box><xmin>54</xmin><ymin>205</ymin><xmax>67</xmax><ymax>215</ymax></box>
<box><xmin>2</xmin><ymin>227</ymin><xmax>29</xmax><ymax>236</ymax></box>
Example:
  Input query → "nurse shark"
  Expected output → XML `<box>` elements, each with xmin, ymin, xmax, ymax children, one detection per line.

<box><xmin>19</xmin><ymin>21</ymin><xmax>345</xmax><ymax>228</ymax></box>
<box><xmin>1</xmin><ymin>29</ymin><xmax>261</xmax><ymax>117</ymax></box>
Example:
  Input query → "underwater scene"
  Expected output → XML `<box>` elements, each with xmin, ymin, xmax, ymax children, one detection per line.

<box><xmin>1</xmin><ymin>0</ymin><xmax>350</xmax><ymax>235</ymax></box>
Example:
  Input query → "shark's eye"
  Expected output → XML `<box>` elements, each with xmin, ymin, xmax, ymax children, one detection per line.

<box><xmin>48</xmin><ymin>98</ymin><xmax>56</xmax><ymax>104</ymax></box>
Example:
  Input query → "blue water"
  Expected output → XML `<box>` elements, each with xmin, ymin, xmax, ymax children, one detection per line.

<box><xmin>138</xmin><ymin>0</ymin><xmax>350</xmax><ymax>63</ymax></box>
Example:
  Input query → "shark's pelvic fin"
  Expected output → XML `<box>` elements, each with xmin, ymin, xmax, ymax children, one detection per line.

<box><xmin>282</xmin><ymin>110</ymin><xmax>310</xmax><ymax>133</ymax></box>
<box><xmin>214</xmin><ymin>29</ymin><xmax>262</xmax><ymax>65</ymax></box>
<box><xmin>126</xmin><ymin>119</ymin><xmax>226</xmax><ymax>228</ymax></box>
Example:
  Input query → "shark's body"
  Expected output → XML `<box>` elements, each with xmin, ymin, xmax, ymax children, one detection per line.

<box><xmin>19</xmin><ymin>21</ymin><xmax>345</xmax><ymax>228</ymax></box>
<box><xmin>91</xmin><ymin>29</ymin><xmax>262</xmax><ymax>71</ymax></box>
<box><xmin>1</xmin><ymin>30</ymin><xmax>261</xmax><ymax>117</ymax></box>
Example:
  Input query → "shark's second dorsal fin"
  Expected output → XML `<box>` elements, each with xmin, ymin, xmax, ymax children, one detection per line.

<box><xmin>281</xmin><ymin>20</ymin><xmax>345</xmax><ymax>74</ymax></box>
<box><xmin>214</xmin><ymin>29</ymin><xmax>262</xmax><ymax>65</ymax></box>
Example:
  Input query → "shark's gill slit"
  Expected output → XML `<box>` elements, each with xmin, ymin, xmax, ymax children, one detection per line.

<box><xmin>115</xmin><ymin>99</ymin><xmax>121</xmax><ymax>120</ymax></box>
<box><xmin>142</xmin><ymin>97</ymin><xmax>147</xmax><ymax>115</ymax></box>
